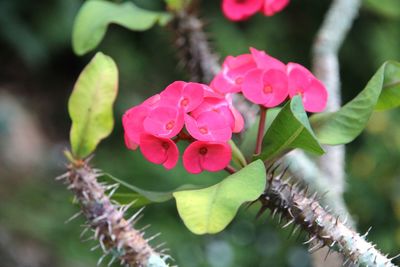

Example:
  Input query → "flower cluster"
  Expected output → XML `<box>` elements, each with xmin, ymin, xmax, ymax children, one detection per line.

<box><xmin>123</xmin><ymin>81</ymin><xmax>244</xmax><ymax>174</ymax></box>
<box><xmin>211</xmin><ymin>47</ymin><xmax>328</xmax><ymax>112</ymax></box>
<box><xmin>123</xmin><ymin>48</ymin><xmax>327</xmax><ymax>174</ymax></box>
<box><xmin>222</xmin><ymin>0</ymin><xmax>290</xmax><ymax>21</ymax></box>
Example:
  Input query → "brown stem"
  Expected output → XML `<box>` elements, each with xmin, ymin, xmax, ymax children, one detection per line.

<box><xmin>255</xmin><ymin>106</ymin><xmax>267</xmax><ymax>156</ymax></box>
<box><xmin>224</xmin><ymin>165</ymin><xmax>237</xmax><ymax>174</ymax></box>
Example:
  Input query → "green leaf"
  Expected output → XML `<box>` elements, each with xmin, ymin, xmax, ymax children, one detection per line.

<box><xmin>257</xmin><ymin>96</ymin><xmax>324</xmax><ymax>161</ymax></box>
<box><xmin>103</xmin><ymin>173</ymin><xmax>198</xmax><ymax>206</ymax></box>
<box><xmin>229</xmin><ymin>140</ymin><xmax>247</xmax><ymax>168</ymax></box>
<box><xmin>240</xmin><ymin>107</ymin><xmax>281</xmax><ymax>160</ymax></box>
<box><xmin>68</xmin><ymin>52</ymin><xmax>118</xmax><ymax>158</ymax></box>
<box><xmin>173</xmin><ymin>160</ymin><xmax>266</xmax><ymax>235</ymax></box>
<box><xmin>72</xmin><ymin>0</ymin><xmax>172</xmax><ymax>55</ymax></box>
<box><xmin>311</xmin><ymin>61</ymin><xmax>400</xmax><ymax>145</ymax></box>
<box><xmin>363</xmin><ymin>0</ymin><xmax>400</xmax><ymax>19</ymax></box>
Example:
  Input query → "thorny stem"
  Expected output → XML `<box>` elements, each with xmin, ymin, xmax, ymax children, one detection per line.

<box><xmin>255</xmin><ymin>106</ymin><xmax>267</xmax><ymax>156</ymax></box>
<box><xmin>170</xmin><ymin>4</ymin><xmax>398</xmax><ymax>267</ymax></box>
<box><xmin>57</xmin><ymin>159</ymin><xmax>169</xmax><ymax>267</ymax></box>
<box><xmin>258</xmin><ymin>170</ymin><xmax>398</xmax><ymax>267</ymax></box>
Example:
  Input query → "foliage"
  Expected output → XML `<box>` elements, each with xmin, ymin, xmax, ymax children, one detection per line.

<box><xmin>173</xmin><ymin>160</ymin><xmax>266</xmax><ymax>234</ymax></box>
<box><xmin>311</xmin><ymin>61</ymin><xmax>400</xmax><ymax>145</ymax></box>
<box><xmin>257</xmin><ymin>95</ymin><xmax>324</xmax><ymax>161</ymax></box>
<box><xmin>72</xmin><ymin>0</ymin><xmax>171</xmax><ymax>55</ymax></box>
<box><xmin>68</xmin><ymin>52</ymin><xmax>118</xmax><ymax>158</ymax></box>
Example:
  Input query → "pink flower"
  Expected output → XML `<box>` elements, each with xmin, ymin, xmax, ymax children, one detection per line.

<box><xmin>242</xmin><ymin>68</ymin><xmax>288</xmax><ymax>107</ymax></box>
<box><xmin>191</xmin><ymin>96</ymin><xmax>244</xmax><ymax>133</ymax></box>
<box><xmin>210</xmin><ymin>54</ymin><xmax>257</xmax><ymax>94</ymax></box>
<box><xmin>185</xmin><ymin>111</ymin><xmax>232</xmax><ymax>142</ymax></box>
<box><xmin>222</xmin><ymin>0</ymin><xmax>264</xmax><ymax>21</ymax></box>
<box><xmin>160</xmin><ymin>81</ymin><xmax>204</xmax><ymax>112</ymax></box>
<box><xmin>139</xmin><ymin>134</ymin><xmax>179</xmax><ymax>170</ymax></box>
<box><xmin>143</xmin><ymin>105</ymin><xmax>184</xmax><ymax>138</ymax></box>
<box><xmin>122</xmin><ymin>105</ymin><xmax>150</xmax><ymax>150</ymax></box>
<box><xmin>183</xmin><ymin>141</ymin><xmax>232</xmax><ymax>174</ymax></box>
<box><xmin>250</xmin><ymin>47</ymin><xmax>286</xmax><ymax>71</ymax></box>
<box><xmin>287</xmin><ymin>63</ymin><xmax>328</xmax><ymax>112</ymax></box>
<box><xmin>262</xmin><ymin>0</ymin><xmax>290</xmax><ymax>16</ymax></box>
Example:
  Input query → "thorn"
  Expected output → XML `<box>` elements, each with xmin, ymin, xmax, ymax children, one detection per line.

<box><xmin>91</xmin><ymin>244</ymin><xmax>100</xmax><ymax>251</ymax></box>
<box><xmin>108</xmin><ymin>256</ymin><xmax>116</xmax><ymax>267</ymax></box>
<box><xmin>256</xmin><ymin>206</ymin><xmax>267</xmax><ymax>219</ymax></box>
<box><xmin>146</xmin><ymin>232</ymin><xmax>161</xmax><ymax>243</ymax></box>
<box><xmin>362</xmin><ymin>226</ymin><xmax>372</xmax><ymax>238</ymax></box>
<box><xmin>389</xmin><ymin>252</ymin><xmax>400</xmax><ymax>260</ymax></box>
<box><xmin>272</xmin><ymin>208</ymin><xmax>278</xmax><ymax>219</ymax></box>
<box><xmin>282</xmin><ymin>219</ymin><xmax>295</xmax><ymax>229</ymax></box>
<box><xmin>55</xmin><ymin>172</ymin><xmax>69</xmax><ymax>181</ymax></box>
<box><xmin>97</xmin><ymin>253</ymin><xmax>107</xmax><ymax>266</ymax></box>
<box><xmin>65</xmin><ymin>211</ymin><xmax>83</xmax><ymax>224</ymax></box>
<box><xmin>303</xmin><ymin>236</ymin><xmax>316</xmax><ymax>245</ymax></box>
<box><xmin>127</xmin><ymin>207</ymin><xmax>145</xmax><ymax>224</ymax></box>
<box><xmin>308</xmin><ymin>241</ymin><xmax>323</xmax><ymax>253</ymax></box>
<box><xmin>324</xmin><ymin>247</ymin><xmax>332</xmax><ymax>261</ymax></box>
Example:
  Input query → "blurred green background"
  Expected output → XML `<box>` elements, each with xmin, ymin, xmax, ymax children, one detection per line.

<box><xmin>0</xmin><ymin>0</ymin><xmax>399</xmax><ymax>266</ymax></box>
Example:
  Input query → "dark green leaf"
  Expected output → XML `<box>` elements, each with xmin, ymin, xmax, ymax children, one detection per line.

<box><xmin>68</xmin><ymin>52</ymin><xmax>118</xmax><ymax>158</ymax></box>
<box><xmin>72</xmin><ymin>0</ymin><xmax>172</xmax><ymax>55</ymax></box>
<box><xmin>173</xmin><ymin>160</ymin><xmax>266</xmax><ymax>235</ymax></box>
<box><xmin>104</xmin><ymin>173</ymin><xmax>198</xmax><ymax>206</ymax></box>
<box><xmin>311</xmin><ymin>61</ymin><xmax>400</xmax><ymax>145</ymax></box>
<box><xmin>257</xmin><ymin>96</ymin><xmax>324</xmax><ymax>161</ymax></box>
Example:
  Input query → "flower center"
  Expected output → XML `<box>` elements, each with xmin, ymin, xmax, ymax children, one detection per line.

<box><xmin>162</xmin><ymin>142</ymin><xmax>170</xmax><ymax>150</ymax></box>
<box><xmin>263</xmin><ymin>85</ymin><xmax>273</xmax><ymax>94</ymax></box>
<box><xmin>235</xmin><ymin>77</ymin><xmax>243</xmax><ymax>85</ymax></box>
<box><xmin>180</xmin><ymin>98</ymin><xmax>189</xmax><ymax>107</ymax></box>
<box><xmin>166</xmin><ymin>120</ymin><xmax>175</xmax><ymax>130</ymax></box>
<box><xmin>199</xmin><ymin>147</ymin><xmax>208</xmax><ymax>155</ymax></box>
<box><xmin>199</xmin><ymin>127</ymin><xmax>208</xmax><ymax>134</ymax></box>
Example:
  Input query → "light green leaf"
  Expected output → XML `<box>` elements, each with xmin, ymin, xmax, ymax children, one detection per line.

<box><xmin>72</xmin><ymin>0</ymin><xmax>172</xmax><ymax>55</ymax></box>
<box><xmin>257</xmin><ymin>96</ymin><xmax>324</xmax><ymax>161</ymax></box>
<box><xmin>173</xmin><ymin>160</ymin><xmax>266</xmax><ymax>235</ymax></box>
<box><xmin>311</xmin><ymin>61</ymin><xmax>400</xmax><ymax>145</ymax></box>
<box><xmin>240</xmin><ymin>107</ymin><xmax>280</xmax><ymax>160</ymax></box>
<box><xmin>68</xmin><ymin>52</ymin><xmax>118</xmax><ymax>158</ymax></box>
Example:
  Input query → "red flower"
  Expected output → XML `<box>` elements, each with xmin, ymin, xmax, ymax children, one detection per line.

<box><xmin>183</xmin><ymin>141</ymin><xmax>232</xmax><ymax>174</ymax></box>
<box><xmin>222</xmin><ymin>0</ymin><xmax>264</xmax><ymax>21</ymax></box>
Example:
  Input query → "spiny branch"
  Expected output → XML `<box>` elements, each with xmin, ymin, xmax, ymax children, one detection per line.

<box><xmin>257</xmin><ymin>169</ymin><xmax>398</xmax><ymax>267</ymax></box>
<box><xmin>57</xmin><ymin>159</ymin><xmax>170</xmax><ymax>267</ymax></box>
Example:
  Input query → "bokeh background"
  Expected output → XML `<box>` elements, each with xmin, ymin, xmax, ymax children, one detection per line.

<box><xmin>0</xmin><ymin>0</ymin><xmax>400</xmax><ymax>266</ymax></box>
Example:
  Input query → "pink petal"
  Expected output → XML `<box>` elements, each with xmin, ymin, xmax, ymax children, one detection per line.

<box><xmin>261</xmin><ymin>69</ymin><xmax>289</xmax><ymax>107</ymax></box>
<box><xmin>182</xmin><ymin>82</ymin><xmax>204</xmax><ymax>112</ymax></box>
<box><xmin>160</xmin><ymin>81</ymin><xmax>204</xmax><ymax>112</ymax></box>
<box><xmin>222</xmin><ymin>0</ymin><xmax>264</xmax><ymax>21</ymax></box>
<box><xmin>139</xmin><ymin>134</ymin><xmax>179</xmax><ymax>170</ymax></box>
<box><xmin>287</xmin><ymin>62</ymin><xmax>328</xmax><ymax>112</ymax></box>
<box><xmin>210</xmin><ymin>72</ymin><xmax>239</xmax><ymax>95</ymax></box>
<box><xmin>262</xmin><ymin>0</ymin><xmax>290</xmax><ymax>16</ymax></box>
<box><xmin>122</xmin><ymin>105</ymin><xmax>149</xmax><ymax>149</ymax></box>
<box><xmin>143</xmin><ymin>106</ymin><xmax>184</xmax><ymax>138</ymax></box>
<box><xmin>183</xmin><ymin>141</ymin><xmax>232</xmax><ymax>174</ymax></box>
<box><xmin>302</xmin><ymin>79</ymin><xmax>328</xmax><ymax>112</ymax></box>
<box><xmin>242</xmin><ymin>69</ymin><xmax>266</xmax><ymax>105</ymax></box>
<box><xmin>249</xmin><ymin>47</ymin><xmax>286</xmax><ymax>71</ymax></box>
<box><xmin>185</xmin><ymin>112</ymin><xmax>232</xmax><ymax>142</ymax></box>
